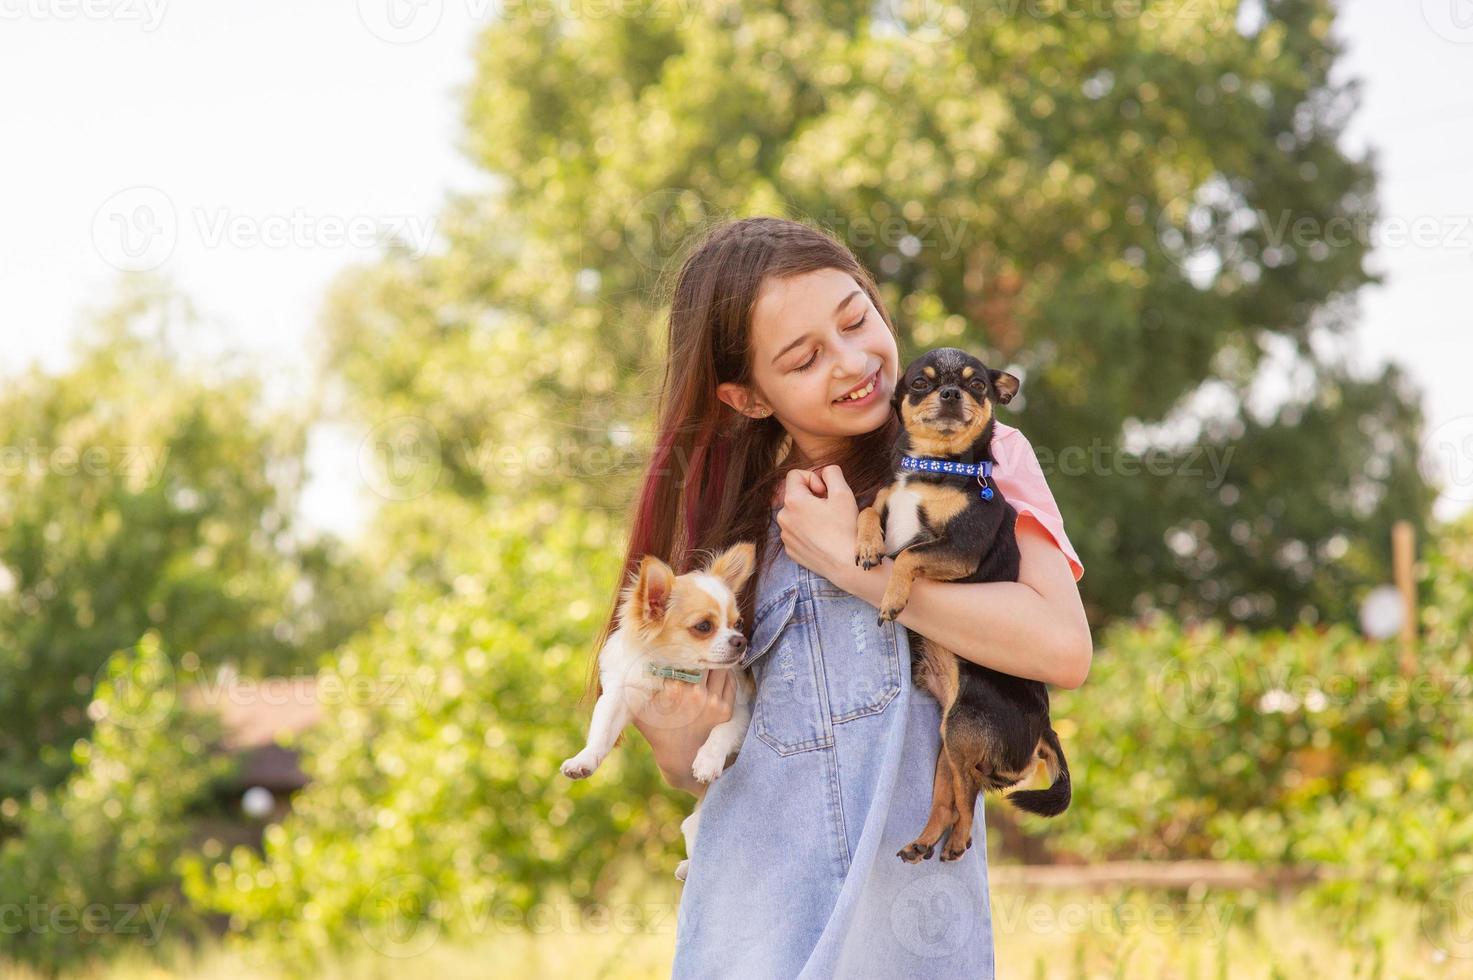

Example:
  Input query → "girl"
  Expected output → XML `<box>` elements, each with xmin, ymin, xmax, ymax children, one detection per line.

<box><xmin>589</xmin><ymin>216</ymin><xmax>1090</xmax><ymax>977</ymax></box>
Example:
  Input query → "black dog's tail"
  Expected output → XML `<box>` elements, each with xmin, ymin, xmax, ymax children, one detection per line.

<box><xmin>1005</xmin><ymin>727</ymin><xmax>1071</xmax><ymax>817</ymax></box>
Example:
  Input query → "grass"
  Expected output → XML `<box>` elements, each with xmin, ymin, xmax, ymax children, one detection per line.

<box><xmin>2</xmin><ymin>885</ymin><xmax>1461</xmax><ymax>979</ymax></box>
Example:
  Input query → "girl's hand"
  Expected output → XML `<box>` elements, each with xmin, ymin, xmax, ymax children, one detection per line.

<box><xmin>774</xmin><ymin>464</ymin><xmax>860</xmax><ymax>591</ymax></box>
<box><xmin>631</xmin><ymin>669</ymin><xmax>735</xmax><ymax>796</ymax></box>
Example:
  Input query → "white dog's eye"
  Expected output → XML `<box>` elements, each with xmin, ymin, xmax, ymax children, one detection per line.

<box><xmin>734</xmin><ymin>617</ymin><xmax>744</xmax><ymax>631</ymax></box>
<box><xmin>694</xmin><ymin>620</ymin><xmax>713</xmax><ymax>634</ymax></box>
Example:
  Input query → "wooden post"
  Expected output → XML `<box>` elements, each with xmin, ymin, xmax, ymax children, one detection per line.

<box><xmin>1393</xmin><ymin>520</ymin><xmax>1417</xmax><ymax>676</ymax></box>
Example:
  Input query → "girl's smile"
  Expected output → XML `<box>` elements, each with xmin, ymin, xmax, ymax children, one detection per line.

<box><xmin>831</xmin><ymin>368</ymin><xmax>882</xmax><ymax>407</ymax></box>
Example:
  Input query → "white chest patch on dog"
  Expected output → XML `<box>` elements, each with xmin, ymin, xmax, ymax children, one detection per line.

<box><xmin>885</xmin><ymin>475</ymin><xmax>924</xmax><ymax>554</ymax></box>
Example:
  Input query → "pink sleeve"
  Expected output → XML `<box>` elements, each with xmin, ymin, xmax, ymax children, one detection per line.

<box><xmin>992</xmin><ymin>423</ymin><xmax>1084</xmax><ymax>582</ymax></box>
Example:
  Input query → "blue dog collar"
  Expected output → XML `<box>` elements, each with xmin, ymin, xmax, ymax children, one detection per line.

<box><xmin>900</xmin><ymin>454</ymin><xmax>997</xmax><ymax>501</ymax></box>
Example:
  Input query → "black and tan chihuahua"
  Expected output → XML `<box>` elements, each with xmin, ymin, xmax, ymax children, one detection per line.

<box><xmin>855</xmin><ymin>347</ymin><xmax>1072</xmax><ymax>864</ymax></box>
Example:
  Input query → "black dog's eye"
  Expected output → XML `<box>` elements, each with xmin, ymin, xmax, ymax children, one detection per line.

<box><xmin>910</xmin><ymin>377</ymin><xmax>928</xmax><ymax>390</ymax></box>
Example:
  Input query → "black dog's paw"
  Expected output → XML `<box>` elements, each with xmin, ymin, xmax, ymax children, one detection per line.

<box><xmin>939</xmin><ymin>835</ymin><xmax>971</xmax><ymax>862</ymax></box>
<box><xmin>897</xmin><ymin>842</ymin><xmax>935</xmax><ymax>863</ymax></box>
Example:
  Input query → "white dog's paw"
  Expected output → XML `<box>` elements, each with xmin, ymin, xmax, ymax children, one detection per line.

<box><xmin>691</xmin><ymin>747</ymin><xmax>727</xmax><ymax>784</ymax></box>
<box><xmin>674</xmin><ymin>859</ymin><xmax>690</xmax><ymax>881</ymax></box>
<box><xmin>560</xmin><ymin>753</ymin><xmax>597</xmax><ymax>779</ymax></box>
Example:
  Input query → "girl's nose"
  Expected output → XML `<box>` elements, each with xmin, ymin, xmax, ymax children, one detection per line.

<box><xmin>835</xmin><ymin>343</ymin><xmax>868</xmax><ymax>378</ymax></box>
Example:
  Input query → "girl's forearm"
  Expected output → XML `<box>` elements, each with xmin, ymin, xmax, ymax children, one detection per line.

<box><xmin>837</xmin><ymin>557</ymin><xmax>1090</xmax><ymax>688</ymax></box>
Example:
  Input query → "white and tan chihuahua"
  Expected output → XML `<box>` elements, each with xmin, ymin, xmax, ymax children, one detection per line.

<box><xmin>560</xmin><ymin>541</ymin><xmax>758</xmax><ymax>881</ymax></box>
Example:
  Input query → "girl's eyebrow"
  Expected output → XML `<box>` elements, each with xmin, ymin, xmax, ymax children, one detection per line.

<box><xmin>769</xmin><ymin>289</ymin><xmax>862</xmax><ymax>366</ymax></box>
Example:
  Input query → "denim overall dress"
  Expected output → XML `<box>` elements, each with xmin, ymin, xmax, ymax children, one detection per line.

<box><xmin>671</xmin><ymin>506</ymin><xmax>996</xmax><ymax>979</ymax></box>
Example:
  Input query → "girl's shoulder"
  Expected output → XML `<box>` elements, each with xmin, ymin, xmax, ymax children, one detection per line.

<box><xmin>992</xmin><ymin>419</ymin><xmax>1023</xmax><ymax>444</ymax></box>
<box><xmin>991</xmin><ymin>420</ymin><xmax>1085</xmax><ymax>582</ymax></box>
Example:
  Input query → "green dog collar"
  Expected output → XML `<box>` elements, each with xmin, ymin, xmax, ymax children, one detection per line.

<box><xmin>647</xmin><ymin>663</ymin><xmax>705</xmax><ymax>683</ymax></box>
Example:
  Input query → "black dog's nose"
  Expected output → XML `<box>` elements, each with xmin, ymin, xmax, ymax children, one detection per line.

<box><xmin>939</xmin><ymin>385</ymin><xmax>961</xmax><ymax>401</ymax></box>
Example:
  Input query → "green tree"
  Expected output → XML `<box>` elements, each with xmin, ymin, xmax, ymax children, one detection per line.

<box><xmin>0</xmin><ymin>277</ymin><xmax>382</xmax><ymax>822</ymax></box>
<box><xmin>325</xmin><ymin>0</ymin><xmax>1433</xmax><ymax>627</ymax></box>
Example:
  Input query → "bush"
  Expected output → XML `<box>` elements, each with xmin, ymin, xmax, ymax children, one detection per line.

<box><xmin>180</xmin><ymin>494</ymin><xmax>688</xmax><ymax>965</ymax></box>
<box><xmin>0</xmin><ymin>631</ymin><xmax>231</xmax><ymax>976</ymax></box>
<box><xmin>1028</xmin><ymin>514</ymin><xmax>1473</xmax><ymax>926</ymax></box>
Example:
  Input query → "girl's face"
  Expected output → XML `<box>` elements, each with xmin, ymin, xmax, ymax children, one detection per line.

<box><xmin>717</xmin><ymin>267</ymin><xmax>899</xmax><ymax>464</ymax></box>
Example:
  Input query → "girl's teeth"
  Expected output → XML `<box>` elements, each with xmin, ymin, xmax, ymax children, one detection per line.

<box><xmin>839</xmin><ymin>376</ymin><xmax>876</xmax><ymax>402</ymax></box>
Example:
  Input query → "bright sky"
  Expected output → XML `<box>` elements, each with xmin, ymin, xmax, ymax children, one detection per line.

<box><xmin>1</xmin><ymin>0</ymin><xmax>1468</xmax><ymax>540</ymax></box>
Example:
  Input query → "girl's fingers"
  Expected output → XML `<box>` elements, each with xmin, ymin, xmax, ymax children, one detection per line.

<box><xmin>785</xmin><ymin>468</ymin><xmax>813</xmax><ymax>501</ymax></box>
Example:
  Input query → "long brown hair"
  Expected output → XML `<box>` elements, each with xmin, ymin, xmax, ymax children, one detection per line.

<box><xmin>582</xmin><ymin>216</ymin><xmax>903</xmax><ymax>707</ymax></box>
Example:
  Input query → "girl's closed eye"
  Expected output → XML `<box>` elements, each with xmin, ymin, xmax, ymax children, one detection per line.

<box><xmin>793</xmin><ymin>313</ymin><xmax>868</xmax><ymax>372</ymax></box>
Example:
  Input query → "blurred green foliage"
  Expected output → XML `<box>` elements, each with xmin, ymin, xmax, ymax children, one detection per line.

<box><xmin>179</xmin><ymin>493</ymin><xmax>688</xmax><ymax>965</ymax></box>
<box><xmin>1032</xmin><ymin>511</ymin><xmax>1473</xmax><ymax>926</ymax></box>
<box><xmin>0</xmin><ymin>632</ymin><xmax>232</xmax><ymax>974</ymax></box>
<box><xmin>0</xmin><ymin>279</ymin><xmax>383</xmax><ymax>820</ymax></box>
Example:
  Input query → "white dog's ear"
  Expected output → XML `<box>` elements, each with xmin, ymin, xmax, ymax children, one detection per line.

<box><xmin>708</xmin><ymin>541</ymin><xmax>757</xmax><ymax>596</ymax></box>
<box><xmin>629</xmin><ymin>554</ymin><xmax>676</xmax><ymax>629</ymax></box>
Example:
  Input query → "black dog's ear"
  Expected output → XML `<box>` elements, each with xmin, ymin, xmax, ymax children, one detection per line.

<box><xmin>990</xmin><ymin>369</ymin><xmax>1020</xmax><ymax>404</ymax></box>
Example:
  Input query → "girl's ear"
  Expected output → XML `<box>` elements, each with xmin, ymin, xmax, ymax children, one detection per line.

<box><xmin>717</xmin><ymin>381</ymin><xmax>765</xmax><ymax>419</ymax></box>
